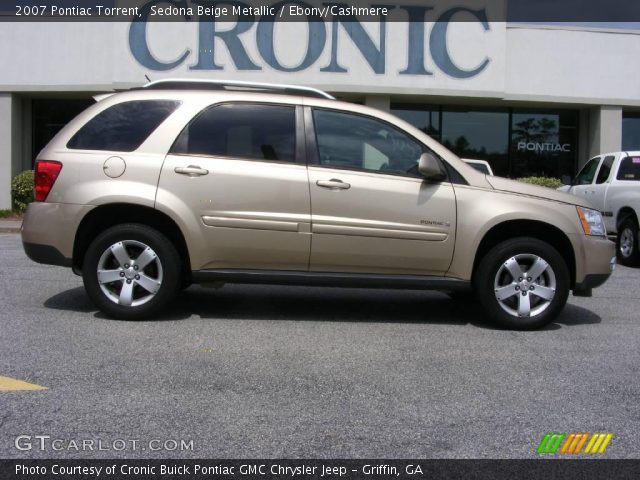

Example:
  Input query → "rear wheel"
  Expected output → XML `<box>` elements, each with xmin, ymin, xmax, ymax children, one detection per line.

<box><xmin>474</xmin><ymin>238</ymin><xmax>570</xmax><ymax>330</ymax></box>
<box><xmin>616</xmin><ymin>218</ymin><xmax>640</xmax><ymax>267</ymax></box>
<box><xmin>82</xmin><ymin>224</ymin><xmax>181</xmax><ymax>319</ymax></box>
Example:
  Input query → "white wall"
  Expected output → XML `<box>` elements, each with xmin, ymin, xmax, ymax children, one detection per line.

<box><xmin>505</xmin><ymin>26</ymin><xmax>640</xmax><ymax>106</ymax></box>
<box><xmin>1</xmin><ymin>22</ymin><xmax>639</xmax><ymax>107</ymax></box>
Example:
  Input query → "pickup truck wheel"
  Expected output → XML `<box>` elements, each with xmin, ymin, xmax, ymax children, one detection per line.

<box><xmin>616</xmin><ymin>218</ymin><xmax>640</xmax><ymax>267</ymax></box>
<box><xmin>82</xmin><ymin>224</ymin><xmax>181</xmax><ymax>320</ymax></box>
<box><xmin>474</xmin><ymin>238</ymin><xmax>570</xmax><ymax>330</ymax></box>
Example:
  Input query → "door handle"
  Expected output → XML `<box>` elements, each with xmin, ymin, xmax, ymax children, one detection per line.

<box><xmin>316</xmin><ymin>179</ymin><xmax>351</xmax><ymax>190</ymax></box>
<box><xmin>175</xmin><ymin>165</ymin><xmax>209</xmax><ymax>177</ymax></box>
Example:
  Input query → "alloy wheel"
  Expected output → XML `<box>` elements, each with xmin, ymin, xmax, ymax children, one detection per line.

<box><xmin>96</xmin><ymin>240</ymin><xmax>163</xmax><ymax>307</ymax></box>
<box><xmin>493</xmin><ymin>253</ymin><xmax>556</xmax><ymax>318</ymax></box>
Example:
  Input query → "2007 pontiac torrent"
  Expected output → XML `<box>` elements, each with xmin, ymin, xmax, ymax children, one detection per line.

<box><xmin>21</xmin><ymin>79</ymin><xmax>616</xmax><ymax>329</ymax></box>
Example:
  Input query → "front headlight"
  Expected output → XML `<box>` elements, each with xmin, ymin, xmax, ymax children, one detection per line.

<box><xmin>577</xmin><ymin>207</ymin><xmax>606</xmax><ymax>236</ymax></box>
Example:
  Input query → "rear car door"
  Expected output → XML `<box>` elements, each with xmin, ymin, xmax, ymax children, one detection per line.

<box><xmin>305</xmin><ymin>107</ymin><xmax>456</xmax><ymax>275</ymax></box>
<box><xmin>156</xmin><ymin>102</ymin><xmax>311</xmax><ymax>271</ymax></box>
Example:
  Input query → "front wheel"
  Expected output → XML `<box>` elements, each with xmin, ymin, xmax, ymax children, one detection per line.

<box><xmin>616</xmin><ymin>218</ymin><xmax>640</xmax><ymax>267</ymax></box>
<box><xmin>474</xmin><ymin>238</ymin><xmax>570</xmax><ymax>330</ymax></box>
<box><xmin>82</xmin><ymin>224</ymin><xmax>182</xmax><ymax>320</ymax></box>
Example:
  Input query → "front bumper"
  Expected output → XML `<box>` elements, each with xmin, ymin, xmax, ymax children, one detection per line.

<box><xmin>571</xmin><ymin>233</ymin><xmax>616</xmax><ymax>297</ymax></box>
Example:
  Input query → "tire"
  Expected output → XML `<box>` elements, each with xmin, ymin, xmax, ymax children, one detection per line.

<box><xmin>616</xmin><ymin>218</ymin><xmax>640</xmax><ymax>267</ymax></box>
<box><xmin>474</xmin><ymin>238</ymin><xmax>570</xmax><ymax>330</ymax></box>
<box><xmin>82</xmin><ymin>223</ymin><xmax>182</xmax><ymax>320</ymax></box>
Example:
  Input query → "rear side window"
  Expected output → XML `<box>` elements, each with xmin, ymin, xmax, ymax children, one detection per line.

<box><xmin>616</xmin><ymin>156</ymin><xmax>640</xmax><ymax>181</ymax></box>
<box><xmin>171</xmin><ymin>103</ymin><xmax>296</xmax><ymax>162</ymax></box>
<box><xmin>595</xmin><ymin>155</ymin><xmax>615</xmax><ymax>184</ymax></box>
<box><xmin>67</xmin><ymin>100</ymin><xmax>180</xmax><ymax>152</ymax></box>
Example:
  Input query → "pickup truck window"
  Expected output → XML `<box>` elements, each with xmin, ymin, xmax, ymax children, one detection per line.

<box><xmin>616</xmin><ymin>156</ymin><xmax>640</xmax><ymax>181</ymax></box>
<box><xmin>595</xmin><ymin>155</ymin><xmax>615</xmax><ymax>184</ymax></box>
<box><xmin>575</xmin><ymin>157</ymin><xmax>600</xmax><ymax>185</ymax></box>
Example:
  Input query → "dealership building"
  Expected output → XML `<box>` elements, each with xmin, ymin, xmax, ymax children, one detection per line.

<box><xmin>1</xmin><ymin>3</ymin><xmax>640</xmax><ymax>209</ymax></box>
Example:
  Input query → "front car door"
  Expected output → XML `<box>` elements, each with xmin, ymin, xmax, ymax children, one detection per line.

<box><xmin>305</xmin><ymin>107</ymin><xmax>456</xmax><ymax>275</ymax></box>
<box><xmin>570</xmin><ymin>156</ymin><xmax>601</xmax><ymax>198</ymax></box>
<box><xmin>156</xmin><ymin>101</ymin><xmax>311</xmax><ymax>271</ymax></box>
<box><xmin>590</xmin><ymin>154</ymin><xmax>616</xmax><ymax>230</ymax></box>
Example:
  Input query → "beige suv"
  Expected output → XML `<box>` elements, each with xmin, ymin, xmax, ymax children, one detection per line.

<box><xmin>22</xmin><ymin>80</ymin><xmax>615</xmax><ymax>329</ymax></box>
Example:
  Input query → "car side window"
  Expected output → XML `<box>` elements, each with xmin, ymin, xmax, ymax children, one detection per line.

<box><xmin>172</xmin><ymin>103</ymin><xmax>296</xmax><ymax>162</ymax></box>
<box><xmin>67</xmin><ymin>100</ymin><xmax>180</xmax><ymax>152</ymax></box>
<box><xmin>595</xmin><ymin>155</ymin><xmax>615</xmax><ymax>184</ymax></box>
<box><xmin>616</xmin><ymin>156</ymin><xmax>640</xmax><ymax>181</ymax></box>
<box><xmin>575</xmin><ymin>157</ymin><xmax>600</xmax><ymax>185</ymax></box>
<box><xmin>312</xmin><ymin>109</ymin><xmax>426</xmax><ymax>177</ymax></box>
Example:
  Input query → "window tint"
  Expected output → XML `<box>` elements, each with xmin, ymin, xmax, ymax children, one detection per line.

<box><xmin>67</xmin><ymin>100</ymin><xmax>179</xmax><ymax>151</ymax></box>
<box><xmin>468</xmin><ymin>162</ymin><xmax>490</xmax><ymax>174</ymax></box>
<box><xmin>595</xmin><ymin>155</ymin><xmax>615</xmax><ymax>184</ymax></box>
<box><xmin>575</xmin><ymin>157</ymin><xmax>600</xmax><ymax>185</ymax></box>
<box><xmin>616</xmin><ymin>156</ymin><xmax>640</xmax><ymax>181</ymax></box>
<box><xmin>172</xmin><ymin>104</ymin><xmax>296</xmax><ymax>162</ymax></box>
<box><xmin>313</xmin><ymin>109</ymin><xmax>425</xmax><ymax>176</ymax></box>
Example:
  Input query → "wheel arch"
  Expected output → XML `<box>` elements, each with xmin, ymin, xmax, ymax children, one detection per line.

<box><xmin>72</xmin><ymin>203</ymin><xmax>191</xmax><ymax>281</ymax></box>
<box><xmin>616</xmin><ymin>206</ymin><xmax>638</xmax><ymax>230</ymax></box>
<box><xmin>471</xmin><ymin>220</ymin><xmax>576</xmax><ymax>288</ymax></box>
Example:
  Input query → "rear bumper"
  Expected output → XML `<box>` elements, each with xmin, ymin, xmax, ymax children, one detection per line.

<box><xmin>23</xmin><ymin>242</ymin><xmax>72</xmax><ymax>267</ymax></box>
<box><xmin>21</xmin><ymin>202</ymin><xmax>94</xmax><ymax>267</ymax></box>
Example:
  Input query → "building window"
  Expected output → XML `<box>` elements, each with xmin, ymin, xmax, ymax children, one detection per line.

<box><xmin>390</xmin><ymin>104</ymin><xmax>441</xmax><ymax>142</ymax></box>
<box><xmin>390</xmin><ymin>103</ymin><xmax>578</xmax><ymax>179</ymax></box>
<box><xmin>441</xmin><ymin>107</ymin><xmax>510</xmax><ymax>177</ymax></box>
<box><xmin>622</xmin><ymin>112</ymin><xmax>640</xmax><ymax>150</ymax></box>
<box><xmin>510</xmin><ymin>109</ymin><xmax>578</xmax><ymax>179</ymax></box>
<box><xmin>32</xmin><ymin>98</ymin><xmax>93</xmax><ymax>164</ymax></box>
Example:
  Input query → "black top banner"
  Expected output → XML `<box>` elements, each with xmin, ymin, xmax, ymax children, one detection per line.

<box><xmin>2</xmin><ymin>0</ymin><xmax>640</xmax><ymax>22</ymax></box>
<box><xmin>1</xmin><ymin>459</ymin><xmax>640</xmax><ymax>480</ymax></box>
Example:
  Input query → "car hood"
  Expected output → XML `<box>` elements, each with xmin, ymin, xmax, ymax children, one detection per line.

<box><xmin>486</xmin><ymin>176</ymin><xmax>591</xmax><ymax>207</ymax></box>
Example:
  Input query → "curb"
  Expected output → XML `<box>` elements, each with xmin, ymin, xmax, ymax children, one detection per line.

<box><xmin>0</xmin><ymin>220</ymin><xmax>22</xmax><ymax>234</ymax></box>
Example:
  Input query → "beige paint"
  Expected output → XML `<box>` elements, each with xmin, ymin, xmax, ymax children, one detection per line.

<box><xmin>23</xmin><ymin>88</ymin><xmax>614</xmax><ymax>288</ymax></box>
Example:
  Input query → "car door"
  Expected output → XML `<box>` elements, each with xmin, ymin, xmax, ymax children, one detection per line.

<box><xmin>305</xmin><ymin>107</ymin><xmax>456</xmax><ymax>275</ymax></box>
<box><xmin>590</xmin><ymin>154</ymin><xmax>616</xmax><ymax>213</ymax></box>
<box><xmin>156</xmin><ymin>102</ymin><xmax>311</xmax><ymax>271</ymax></box>
<box><xmin>570</xmin><ymin>156</ymin><xmax>601</xmax><ymax>199</ymax></box>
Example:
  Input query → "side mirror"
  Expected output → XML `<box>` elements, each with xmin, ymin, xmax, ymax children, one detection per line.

<box><xmin>560</xmin><ymin>174</ymin><xmax>573</xmax><ymax>186</ymax></box>
<box><xmin>418</xmin><ymin>152</ymin><xmax>444</xmax><ymax>180</ymax></box>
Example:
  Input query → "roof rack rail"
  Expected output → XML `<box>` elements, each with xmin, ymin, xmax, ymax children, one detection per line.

<box><xmin>139</xmin><ymin>79</ymin><xmax>335</xmax><ymax>100</ymax></box>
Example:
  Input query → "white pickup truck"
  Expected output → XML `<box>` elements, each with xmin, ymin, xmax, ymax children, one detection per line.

<box><xmin>560</xmin><ymin>151</ymin><xmax>640</xmax><ymax>266</ymax></box>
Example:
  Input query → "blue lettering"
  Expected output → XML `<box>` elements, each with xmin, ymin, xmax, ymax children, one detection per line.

<box><xmin>398</xmin><ymin>6</ymin><xmax>434</xmax><ymax>76</ymax></box>
<box><xmin>320</xmin><ymin>3</ymin><xmax>391</xmax><ymax>74</ymax></box>
<box><xmin>256</xmin><ymin>1</ymin><xmax>325</xmax><ymax>72</ymax></box>
<box><xmin>429</xmin><ymin>7</ymin><xmax>490</xmax><ymax>79</ymax></box>
<box><xmin>190</xmin><ymin>0</ymin><xmax>260</xmax><ymax>71</ymax></box>
<box><xmin>129</xmin><ymin>0</ymin><xmax>191</xmax><ymax>71</ymax></box>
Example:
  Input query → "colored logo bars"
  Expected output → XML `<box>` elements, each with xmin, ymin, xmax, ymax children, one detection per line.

<box><xmin>537</xmin><ymin>432</ymin><xmax>613</xmax><ymax>455</ymax></box>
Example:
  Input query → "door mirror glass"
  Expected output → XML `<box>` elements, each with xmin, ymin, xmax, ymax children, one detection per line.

<box><xmin>418</xmin><ymin>153</ymin><xmax>444</xmax><ymax>180</ymax></box>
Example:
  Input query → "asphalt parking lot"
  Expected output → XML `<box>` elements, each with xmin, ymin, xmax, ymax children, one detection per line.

<box><xmin>1</xmin><ymin>232</ymin><xmax>639</xmax><ymax>459</ymax></box>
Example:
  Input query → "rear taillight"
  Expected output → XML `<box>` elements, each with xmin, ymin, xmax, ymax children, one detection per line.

<box><xmin>34</xmin><ymin>160</ymin><xmax>63</xmax><ymax>202</ymax></box>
